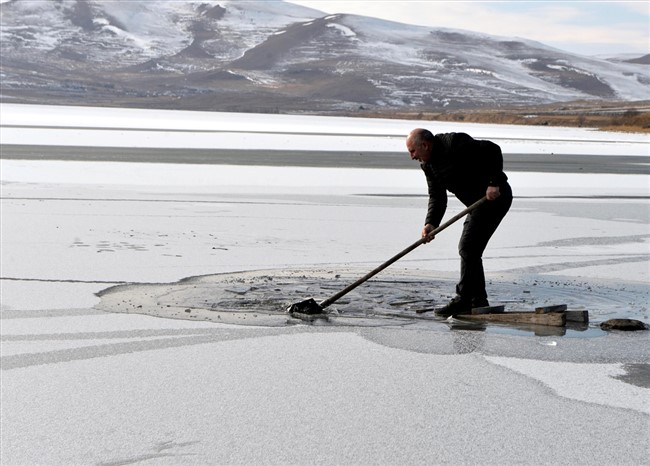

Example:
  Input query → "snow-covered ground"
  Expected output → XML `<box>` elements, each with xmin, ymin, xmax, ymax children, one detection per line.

<box><xmin>1</xmin><ymin>105</ymin><xmax>649</xmax><ymax>465</ymax></box>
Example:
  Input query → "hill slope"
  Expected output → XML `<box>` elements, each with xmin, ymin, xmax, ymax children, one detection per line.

<box><xmin>1</xmin><ymin>0</ymin><xmax>648</xmax><ymax>114</ymax></box>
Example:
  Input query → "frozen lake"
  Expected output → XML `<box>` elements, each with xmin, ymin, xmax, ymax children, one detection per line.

<box><xmin>1</xmin><ymin>104</ymin><xmax>649</xmax><ymax>465</ymax></box>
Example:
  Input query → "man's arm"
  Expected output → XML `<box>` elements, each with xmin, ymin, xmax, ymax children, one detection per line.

<box><xmin>422</xmin><ymin>164</ymin><xmax>447</xmax><ymax>239</ymax></box>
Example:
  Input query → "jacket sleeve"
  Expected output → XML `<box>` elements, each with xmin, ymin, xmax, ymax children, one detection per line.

<box><xmin>422</xmin><ymin>164</ymin><xmax>447</xmax><ymax>227</ymax></box>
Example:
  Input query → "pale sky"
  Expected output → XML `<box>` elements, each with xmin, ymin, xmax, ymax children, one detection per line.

<box><xmin>290</xmin><ymin>1</ymin><xmax>649</xmax><ymax>57</ymax></box>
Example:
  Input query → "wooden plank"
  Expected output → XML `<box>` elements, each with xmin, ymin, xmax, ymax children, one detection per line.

<box><xmin>471</xmin><ymin>305</ymin><xmax>505</xmax><ymax>315</ymax></box>
<box><xmin>535</xmin><ymin>304</ymin><xmax>567</xmax><ymax>314</ymax></box>
<box><xmin>566</xmin><ymin>310</ymin><xmax>589</xmax><ymax>323</ymax></box>
<box><xmin>459</xmin><ymin>311</ymin><xmax>566</xmax><ymax>327</ymax></box>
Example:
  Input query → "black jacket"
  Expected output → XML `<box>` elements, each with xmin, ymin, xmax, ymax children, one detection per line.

<box><xmin>421</xmin><ymin>132</ymin><xmax>508</xmax><ymax>227</ymax></box>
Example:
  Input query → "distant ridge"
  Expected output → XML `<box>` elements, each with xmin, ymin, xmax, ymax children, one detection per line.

<box><xmin>1</xmin><ymin>0</ymin><xmax>648</xmax><ymax>113</ymax></box>
<box><xmin>625</xmin><ymin>54</ymin><xmax>650</xmax><ymax>65</ymax></box>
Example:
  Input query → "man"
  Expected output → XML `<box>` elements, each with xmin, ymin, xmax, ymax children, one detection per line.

<box><xmin>406</xmin><ymin>128</ymin><xmax>512</xmax><ymax>316</ymax></box>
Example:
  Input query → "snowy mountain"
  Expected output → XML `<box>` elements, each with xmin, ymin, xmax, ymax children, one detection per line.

<box><xmin>1</xmin><ymin>0</ymin><xmax>648</xmax><ymax>113</ymax></box>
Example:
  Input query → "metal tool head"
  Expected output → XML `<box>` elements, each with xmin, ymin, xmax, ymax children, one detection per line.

<box><xmin>286</xmin><ymin>298</ymin><xmax>325</xmax><ymax>315</ymax></box>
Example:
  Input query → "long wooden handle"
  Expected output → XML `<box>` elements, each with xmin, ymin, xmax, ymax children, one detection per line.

<box><xmin>319</xmin><ymin>197</ymin><xmax>487</xmax><ymax>309</ymax></box>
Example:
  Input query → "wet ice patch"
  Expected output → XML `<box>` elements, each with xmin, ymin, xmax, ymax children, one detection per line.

<box><xmin>486</xmin><ymin>356</ymin><xmax>650</xmax><ymax>415</ymax></box>
<box><xmin>95</xmin><ymin>268</ymin><xmax>450</xmax><ymax>328</ymax></box>
<box><xmin>95</xmin><ymin>268</ymin><xmax>647</xmax><ymax>336</ymax></box>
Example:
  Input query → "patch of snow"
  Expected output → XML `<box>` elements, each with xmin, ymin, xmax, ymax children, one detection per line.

<box><xmin>327</xmin><ymin>23</ymin><xmax>356</xmax><ymax>37</ymax></box>
<box><xmin>467</xmin><ymin>68</ymin><xmax>494</xmax><ymax>76</ymax></box>
<box><xmin>100</xmin><ymin>24</ymin><xmax>155</xmax><ymax>50</ymax></box>
<box><xmin>547</xmin><ymin>64</ymin><xmax>594</xmax><ymax>77</ymax></box>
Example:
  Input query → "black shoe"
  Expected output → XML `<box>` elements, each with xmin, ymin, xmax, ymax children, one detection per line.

<box><xmin>435</xmin><ymin>296</ymin><xmax>471</xmax><ymax>316</ymax></box>
<box><xmin>471</xmin><ymin>297</ymin><xmax>490</xmax><ymax>309</ymax></box>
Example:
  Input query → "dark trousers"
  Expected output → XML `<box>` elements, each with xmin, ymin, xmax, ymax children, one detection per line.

<box><xmin>456</xmin><ymin>183</ymin><xmax>512</xmax><ymax>301</ymax></box>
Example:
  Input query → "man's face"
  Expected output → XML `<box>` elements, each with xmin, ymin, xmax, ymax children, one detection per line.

<box><xmin>406</xmin><ymin>137</ymin><xmax>431</xmax><ymax>163</ymax></box>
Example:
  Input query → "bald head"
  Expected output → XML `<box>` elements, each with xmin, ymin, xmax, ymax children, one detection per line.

<box><xmin>406</xmin><ymin>128</ymin><xmax>434</xmax><ymax>163</ymax></box>
<box><xmin>407</xmin><ymin>128</ymin><xmax>434</xmax><ymax>145</ymax></box>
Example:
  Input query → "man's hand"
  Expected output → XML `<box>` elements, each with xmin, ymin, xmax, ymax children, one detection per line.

<box><xmin>486</xmin><ymin>186</ymin><xmax>501</xmax><ymax>201</ymax></box>
<box><xmin>422</xmin><ymin>224</ymin><xmax>436</xmax><ymax>242</ymax></box>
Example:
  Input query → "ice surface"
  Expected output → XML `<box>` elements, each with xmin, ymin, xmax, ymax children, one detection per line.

<box><xmin>486</xmin><ymin>356</ymin><xmax>650</xmax><ymax>414</ymax></box>
<box><xmin>1</xmin><ymin>105</ymin><xmax>648</xmax><ymax>465</ymax></box>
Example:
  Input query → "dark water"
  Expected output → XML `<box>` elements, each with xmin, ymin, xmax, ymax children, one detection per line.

<box><xmin>97</xmin><ymin>268</ymin><xmax>648</xmax><ymax>338</ymax></box>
